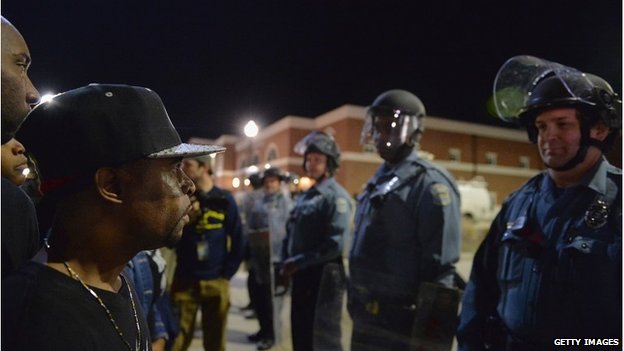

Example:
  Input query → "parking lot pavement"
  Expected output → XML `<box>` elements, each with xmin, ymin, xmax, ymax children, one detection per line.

<box><xmin>188</xmin><ymin>253</ymin><xmax>476</xmax><ymax>351</ymax></box>
<box><xmin>187</xmin><ymin>270</ymin><xmax>259</xmax><ymax>351</ymax></box>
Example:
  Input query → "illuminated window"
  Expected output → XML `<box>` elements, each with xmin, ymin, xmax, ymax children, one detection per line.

<box><xmin>519</xmin><ymin>156</ymin><xmax>530</xmax><ymax>169</ymax></box>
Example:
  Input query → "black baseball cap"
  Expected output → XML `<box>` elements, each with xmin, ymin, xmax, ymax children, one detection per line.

<box><xmin>16</xmin><ymin>84</ymin><xmax>225</xmax><ymax>184</ymax></box>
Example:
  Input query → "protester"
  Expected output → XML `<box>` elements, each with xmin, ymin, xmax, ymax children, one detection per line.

<box><xmin>1</xmin><ymin>16</ymin><xmax>41</xmax><ymax>276</ymax></box>
<box><xmin>1</xmin><ymin>138</ymin><xmax>29</xmax><ymax>186</ymax></box>
<box><xmin>171</xmin><ymin>156</ymin><xmax>243</xmax><ymax>351</ymax></box>
<box><xmin>2</xmin><ymin>84</ymin><xmax>224</xmax><ymax>350</ymax></box>
<box><xmin>125</xmin><ymin>250</ymin><xmax>170</xmax><ymax>351</ymax></box>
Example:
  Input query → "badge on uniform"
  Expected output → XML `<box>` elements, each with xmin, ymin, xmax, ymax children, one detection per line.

<box><xmin>336</xmin><ymin>197</ymin><xmax>349</xmax><ymax>214</ymax></box>
<box><xmin>196</xmin><ymin>240</ymin><xmax>210</xmax><ymax>261</ymax></box>
<box><xmin>431</xmin><ymin>183</ymin><xmax>451</xmax><ymax>206</ymax></box>
<box><xmin>585</xmin><ymin>199</ymin><xmax>609</xmax><ymax>229</ymax></box>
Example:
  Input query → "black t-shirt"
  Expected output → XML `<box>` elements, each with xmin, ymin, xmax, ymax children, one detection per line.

<box><xmin>1</xmin><ymin>177</ymin><xmax>40</xmax><ymax>275</ymax></box>
<box><xmin>2</xmin><ymin>261</ymin><xmax>152</xmax><ymax>351</ymax></box>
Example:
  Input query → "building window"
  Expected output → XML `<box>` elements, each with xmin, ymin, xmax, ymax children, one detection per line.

<box><xmin>519</xmin><ymin>156</ymin><xmax>530</xmax><ymax>169</ymax></box>
<box><xmin>485</xmin><ymin>152</ymin><xmax>497</xmax><ymax>166</ymax></box>
<box><xmin>448</xmin><ymin>148</ymin><xmax>461</xmax><ymax>162</ymax></box>
<box><xmin>267</xmin><ymin>148</ymin><xmax>277</xmax><ymax>162</ymax></box>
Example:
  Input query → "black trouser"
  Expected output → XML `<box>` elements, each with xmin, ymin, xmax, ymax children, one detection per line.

<box><xmin>250</xmin><ymin>267</ymin><xmax>275</xmax><ymax>340</ymax></box>
<box><xmin>247</xmin><ymin>265</ymin><xmax>258</xmax><ymax>309</ymax></box>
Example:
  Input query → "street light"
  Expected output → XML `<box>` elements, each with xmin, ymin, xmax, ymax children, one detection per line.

<box><xmin>241</xmin><ymin>120</ymin><xmax>260</xmax><ymax>189</ymax></box>
<box><xmin>244</xmin><ymin>120</ymin><xmax>259</xmax><ymax>138</ymax></box>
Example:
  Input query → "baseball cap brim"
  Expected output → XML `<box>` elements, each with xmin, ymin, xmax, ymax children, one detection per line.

<box><xmin>148</xmin><ymin>143</ymin><xmax>226</xmax><ymax>159</ymax></box>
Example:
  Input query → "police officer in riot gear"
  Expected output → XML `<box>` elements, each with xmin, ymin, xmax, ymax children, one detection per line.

<box><xmin>348</xmin><ymin>89</ymin><xmax>462</xmax><ymax>351</ymax></box>
<box><xmin>457</xmin><ymin>56</ymin><xmax>622</xmax><ymax>350</ymax></box>
<box><xmin>246</xmin><ymin>167</ymin><xmax>293</xmax><ymax>350</ymax></box>
<box><xmin>280</xmin><ymin>131</ymin><xmax>353</xmax><ymax>351</ymax></box>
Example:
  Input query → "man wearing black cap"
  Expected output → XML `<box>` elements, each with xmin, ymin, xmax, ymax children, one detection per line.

<box><xmin>2</xmin><ymin>84</ymin><xmax>224</xmax><ymax>351</ymax></box>
<box><xmin>1</xmin><ymin>16</ymin><xmax>41</xmax><ymax>275</ymax></box>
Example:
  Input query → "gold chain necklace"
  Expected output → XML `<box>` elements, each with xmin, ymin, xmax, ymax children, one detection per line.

<box><xmin>63</xmin><ymin>261</ymin><xmax>143</xmax><ymax>351</ymax></box>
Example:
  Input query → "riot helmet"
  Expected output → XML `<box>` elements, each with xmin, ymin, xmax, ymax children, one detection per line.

<box><xmin>361</xmin><ymin>89</ymin><xmax>426</xmax><ymax>163</ymax></box>
<box><xmin>293</xmin><ymin>131</ymin><xmax>340</xmax><ymax>176</ymax></box>
<box><xmin>493</xmin><ymin>55</ymin><xmax>621</xmax><ymax>170</ymax></box>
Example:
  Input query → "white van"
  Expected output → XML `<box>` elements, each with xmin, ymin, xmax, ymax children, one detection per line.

<box><xmin>457</xmin><ymin>177</ymin><xmax>497</xmax><ymax>224</ymax></box>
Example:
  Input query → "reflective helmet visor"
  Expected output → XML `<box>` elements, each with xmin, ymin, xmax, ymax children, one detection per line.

<box><xmin>493</xmin><ymin>55</ymin><xmax>599</xmax><ymax>122</ymax></box>
<box><xmin>360</xmin><ymin>107</ymin><xmax>420</xmax><ymax>148</ymax></box>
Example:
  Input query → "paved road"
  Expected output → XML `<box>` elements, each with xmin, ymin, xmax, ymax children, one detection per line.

<box><xmin>187</xmin><ymin>253</ymin><xmax>475</xmax><ymax>351</ymax></box>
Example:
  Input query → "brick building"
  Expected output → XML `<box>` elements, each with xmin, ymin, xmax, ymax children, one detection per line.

<box><xmin>189</xmin><ymin>104</ymin><xmax>621</xmax><ymax>206</ymax></box>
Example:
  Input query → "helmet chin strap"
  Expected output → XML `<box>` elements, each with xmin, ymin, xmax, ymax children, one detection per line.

<box><xmin>547</xmin><ymin>145</ymin><xmax>588</xmax><ymax>171</ymax></box>
<box><xmin>546</xmin><ymin>137</ymin><xmax>604</xmax><ymax>171</ymax></box>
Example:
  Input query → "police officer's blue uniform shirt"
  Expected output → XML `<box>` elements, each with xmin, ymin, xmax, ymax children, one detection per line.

<box><xmin>457</xmin><ymin>157</ymin><xmax>622</xmax><ymax>350</ymax></box>
<box><xmin>247</xmin><ymin>190</ymin><xmax>293</xmax><ymax>284</ymax></box>
<box><xmin>282</xmin><ymin>177</ymin><xmax>353</xmax><ymax>270</ymax></box>
<box><xmin>349</xmin><ymin>151</ymin><xmax>461</xmax><ymax>301</ymax></box>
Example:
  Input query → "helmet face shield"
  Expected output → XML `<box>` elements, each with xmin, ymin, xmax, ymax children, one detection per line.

<box><xmin>361</xmin><ymin>107</ymin><xmax>420</xmax><ymax>154</ymax></box>
<box><xmin>493</xmin><ymin>55</ymin><xmax>600</xmax><ymax>122</ymax></box>
<box><xmin>494</xmin><ymin>55</ymin><xmax>622</xmax><ymax>162</ymax></box>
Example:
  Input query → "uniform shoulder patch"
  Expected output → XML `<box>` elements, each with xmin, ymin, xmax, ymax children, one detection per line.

<box><xmin>336</xmin><ymin>197</ymin><xmax>350</xmax><ymax>214</ymax></box>
<box><xmin>431</xmin><ymin>183</ymin><xmax>451</xmax><ymax>206</ymax></box>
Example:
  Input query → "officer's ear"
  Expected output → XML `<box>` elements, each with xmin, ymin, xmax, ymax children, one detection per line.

<box><xmin>590</xmin><ymin>121</ymin><xmax>610</xmax><ymax>141</ymax></box>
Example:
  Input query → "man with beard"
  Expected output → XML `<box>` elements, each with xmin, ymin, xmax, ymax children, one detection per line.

<box><xmin>2</xmin><ymin>84</ymin><xmax>224</xmax><ymax>351</ymax></box>
<box><xmin>171</xmin><ymin>155</ymin><xmax>243</xmax><ymax>351</ymax></box>
<box><xmin>1</xmin><ymin>16</ymin><xmax>41</xmax><ymax>275</ymax></box>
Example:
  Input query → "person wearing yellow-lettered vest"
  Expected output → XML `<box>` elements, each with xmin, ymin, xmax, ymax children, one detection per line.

<box><xmin>280</xmin><ymin>131</ymin><xmax>353</xmax><ymax>351</ymax></box>
<box><xmin>457</xmin><ymin>56</ymin><xmax>622</xmax><ymax>350</ymax></box>
<box><xmin>171</xmin><ymin>156</ymin><xmax>243</xmax><ymax>351</ymax></box>
<box><xmin>348</xmin><ymin>89</ymin><xmax>462</xmax><ymax>351</ymax></box>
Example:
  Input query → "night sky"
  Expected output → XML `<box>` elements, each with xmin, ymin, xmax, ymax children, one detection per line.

<box><xmin>3</xmin><ymin>0</ymin><xmax>621</xmax><ymax>141</ymax></box>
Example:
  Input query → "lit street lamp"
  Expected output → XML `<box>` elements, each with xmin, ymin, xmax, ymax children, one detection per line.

<box><xmin>244</xmin><ymin>120</ymin><xmax>259</xmax><ymax>138</ymax></box>
<box><xmin>242</xmin><ymin>120</ymin><xmax>260</xmax><ymax>187</ymax></box>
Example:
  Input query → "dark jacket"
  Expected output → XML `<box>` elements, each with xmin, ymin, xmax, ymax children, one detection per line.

<box><xmin>174</xmin><ymin>186</ymin><xmax>243</xmax><ymax>280</ymax></box>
